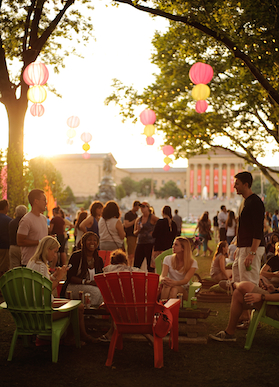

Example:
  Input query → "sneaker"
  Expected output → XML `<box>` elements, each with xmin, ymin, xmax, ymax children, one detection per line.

<box><xmin>236</xmin><ymin>320</ymin><xmax>250</xmax><ymax>330</ymax></box>
<box><xmin>219</xmin><ymin>280</ymin><xmax>234</xmax><ymax>295</ymax></box>
<box><xmin>209</xmin><ymin>331</ymin><xmax>236</xmax><ymax>342</ymax></box>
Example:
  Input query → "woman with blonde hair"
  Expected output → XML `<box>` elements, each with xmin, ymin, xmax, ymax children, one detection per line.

<box><xmin>160</xmin><ymin>237</ymin><xmax>198</xmax><ymax>301</ymax></box>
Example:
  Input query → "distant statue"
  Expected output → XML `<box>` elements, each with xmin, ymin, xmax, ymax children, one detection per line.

<box><xmin>103</xmin><ymin>155</ymin><xmax>112</xmax><ymax>175</ymax></box>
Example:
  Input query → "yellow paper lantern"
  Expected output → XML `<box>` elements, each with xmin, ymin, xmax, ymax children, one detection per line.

<box><xmin>164</xmin><ymin>156</ymin><xmax>172</xmax><ymax>165</ymax></box>
<box><xmin>191</xmin><ymin>84</ymin><xmax>210</xmax><ymax>101</ymax></box>
<box><xmin>82</xmin><ymin>143</ymin><xmax>90</xmax><ymax>152</ymax></box>
<box><xmin>27</xmin><ymin>85</ymin><xmax>47</xmax><ymax>103</ymax></box>
<box><xmin>144</xmin><ymin>124</ymin><xmax>155</xmax><ymax>137</ymax></box>
<box><xmin>67</xmin><ymin>128</ymin><xmax>76</xmax><ymax>138</ymax></box>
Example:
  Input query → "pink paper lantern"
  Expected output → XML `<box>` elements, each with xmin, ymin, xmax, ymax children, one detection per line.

<box><xmin>82</xmin><ymin>152</ymin><xmax>90</xmax><ymax>159</ymax></box>
<box><xmin>81</xmin><ymin>132</ymin><xmax>92</xmax><ymax>143</ymax></box>
<box><xmin>146</xmin><ymin>136</ymin><xmax>155</xmax><ymax>145</ymax></box>
<box><xmin>23</xmin><ymin>62</ymin><xmax>49</xmax><ymax>86</ymax></box>
<box><xmin>67</xmin><ymin>116</ymin><xmax>80</xmax><ymax>128</ymax></box>
<box><xmin>30</xmin><ymin>103</ymin><xmax>44</xmax><ymax>117</ymax></box>
<box><xmin>162</xmin><ymin>145</ymin><xmax>174</xmax><ymax>156</ymax></box>
<box><xmin>189</xmin><ymin>62</ymin><xmax>213</xmax><ymax>85</ymax></box>
<box><xmin>67</xmin><ymin>138</ymin><xmax>73</xmax><ymax>145</ymax></box>
<box><xmin>140</xmin><ymin>109</ymin><xmax>156</xmax><ymax>125</ymax></box>
<box><xmin>163</xmin><ymin>165</ymin><xmax>170</xmax><ymax>171</ymax></box>
<box><xmin>195</xmin><ymin>100</ymin><xmax>208</xmax><ymax>113</ymax></box>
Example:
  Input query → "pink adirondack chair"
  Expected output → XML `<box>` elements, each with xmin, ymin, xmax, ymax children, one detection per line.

<box><xmin>94</xmin><ymin>271</ymin><xmax>180</xmax><ymax>368</ymax></box>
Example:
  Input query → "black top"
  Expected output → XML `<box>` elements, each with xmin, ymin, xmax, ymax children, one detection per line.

<box><xmin>124</xmin><ymin>210</ymin><xmax>137</xmax><ymax>237</ymax></box>
<box><xmin>237</xmin><ymin>193</ymin><xmax>265</xmax><ymax>247</ymax></box>
<box><xmin>213</xmin><ymin>215</ymin><xmax>218</xmax><ymax>227</ymax></box>
<box><xmin>0</xmin><ymin>213</ymin><xmax>12</xmax><ymax>249</ymax></box>
<box><xmin>67</xmin><ymin>249</ymin><xmax>104</xmax><ymax>282</ymax></box>
<box><xmin>9</xmin><ymin>216</ymin><xmax>21</xmax><ymax>246</ymax></box>
<box><xmin>152</xmin><ymin>218</ymin><xmax>177</xmax><ymax>251</ymax></box>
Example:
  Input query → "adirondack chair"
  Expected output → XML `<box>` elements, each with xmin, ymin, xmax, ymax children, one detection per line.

<box><xmin>244</xmin><ymin>300</ymin><xmax>279</xmax><ymax>350</ymax></box>
<box><xmin>154</xmin><ymin>249</ymin><xmax>201</xmax><ymax>308</ymax></box>
<box><xmin>98</xmin><ymin>250</ymin><xmax>112</xmax><ymax>267</ymax></box>
<box><xmin>0</xmin><ymin>267</ymin><xmax>81</xmax><ymax>363</ymax></box>
<box><xmin>94</xmin><ymin>271</ymin><xmax>180</xmax><ymax>368</ymax></box>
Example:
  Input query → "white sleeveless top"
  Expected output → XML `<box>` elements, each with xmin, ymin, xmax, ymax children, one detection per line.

<box><xmin>99</xmin><ymin>217</ymin><xmax>123</xmax><ymax>245</ymax></box>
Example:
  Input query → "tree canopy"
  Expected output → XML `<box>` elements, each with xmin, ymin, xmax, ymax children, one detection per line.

<box><xmin>108</xmin><ymin>0</ymin><xmax>279</xmax><ymax>189</ymax></box>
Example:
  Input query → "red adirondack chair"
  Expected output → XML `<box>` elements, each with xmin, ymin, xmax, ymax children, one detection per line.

<box><xmin>98</xmin><ymin>250</ymin><xmax>112</xmax><ymax>267</ymax></box>
<box><xmin>94</xmin><ymin>271</ymin><xmax>180</xmax><ymax>368</ymax></box>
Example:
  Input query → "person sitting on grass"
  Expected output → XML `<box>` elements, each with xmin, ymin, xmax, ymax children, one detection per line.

<box><xmin>210</xmin><ymin>241</ymin><xmax>232</xmax><ymax>282</ymax></box>
<box><xmin>209</xmin><ymin>278</ymin><xmax>279</xmax><ymax>342</ymax></box>
<box><xmin>160</xmin><ymin>237</ymin><xmax>198</xmax><ymax>301</ymax></box>
<box><xmin>27</xmin><ymin>236</ymin><xmax>96</xmax><ymax>344</ymax></box>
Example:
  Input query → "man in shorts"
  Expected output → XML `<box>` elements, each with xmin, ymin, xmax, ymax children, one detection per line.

<box><xmin>209</xmin><ymin>279</ymin><xmax>279</xmax><ymax>341</ymax></box>
<box><xmin>17</xmin><ymin>189</ymin><xmax>48</xmax><ymax>266</ymax></box>
<box><xmin>124</xmin><ymin>201</ymin><xmax>140</xmax><ymax>266</ymax></box>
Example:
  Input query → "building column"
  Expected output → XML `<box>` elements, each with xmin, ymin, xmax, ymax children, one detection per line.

<box><xmin>227</xmin><ymin>163</ymin><xmax>231</xmax><ymax>199</ymax></box>
<box><xmin>186</xmin><ymin>164</ymin><xmax>190</xmax><ymax>197</ymax></box>
<box><xmin>209</xmin><ymin>163</ymin><xmax>214</xmax><ymax>198</ymax></box>
<box><xmin>218</xmin><ymin>164</ymin><xmax>223</xmax><ymax>198</ymax></box>
<box><xmin>193</xmin><ymin>164</ymin><xmax>198</xmax><ymax>196</ymax></box>
<box><xmin>201</xmin><ymin>163</ymin><xmax>206</xmax><ymax>193</ymax></box>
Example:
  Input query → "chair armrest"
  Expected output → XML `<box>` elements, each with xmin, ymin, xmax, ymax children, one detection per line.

<box><xmin>0</xmin><ymin>301</ymin><xmax>7</xmax><ymax>310</ymax></box>
<box><xmin>53</xmin><ymin>300</ymin><xmax>81</xmax><ymax>312</ymax></box>
<box><xmin>164</xmin><ymin>299</ymin><xmax>181</xmax><ymax>309</ymax></box>
<box><xmin>266</xmin><ymin>301</ymin><xmax>279</xmax><ymax>306</ymax></box>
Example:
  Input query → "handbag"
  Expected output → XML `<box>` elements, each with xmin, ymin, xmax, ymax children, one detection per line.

<box><xmin>153</xmin><ymin>302</ymin><xmax>173</xmax><ymax>338</ymax></box>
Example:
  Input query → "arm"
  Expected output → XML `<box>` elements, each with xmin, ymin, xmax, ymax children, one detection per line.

<box><xmin>219</xmin><ymin>255</ymin><xmax>230</xmax><ymax>279</ymax></box>
<box><xmin>116</xmin><ymin>219</ymin><xmax>126</xmax><ymax>239</ymax></box>
<box><xmin>260</xmin><ymin>263</ymin><xmax>279</xmax><ymax>279</ymax></box>
<box><xmin>49</xmin><ymin>223</ymin><xmax>54</xmax><ymax>235</ymax></box>
<box><xmin>133</xmin><ymin>217</ymin><xmax>141</xmax><ymax>236</ymax></box>
<box><xmin>17</xmin><ymin>233</ymin><xmax>39</xmax><ymax>247</ymax></box>
<box><xmin>160</xmin><ymin>263</ymin><xmax>170</xmax><ymax>283</ymax></box>
<box><xmin>124</xmin><ymin>217</ymin><xmax>136</xmax><ymax>228</ymax></box>
<box><xmin>79</xmin><ymin>216</ymin><xmax>93</xmax><ymax>233</ymax></box>
<box><xmin>163</xmin><ymin>266</ymin><xmax>197</xmax><ymax>287</ymax></box>
<box><xmin>244</xmin><ymin>238</ymin><xmax>261</xmax><ymax>268</ymax></box>
<box><xmin>50</xmin><ymin>265</ymin><xmax>69</xmax><ymax>290</ymax></box>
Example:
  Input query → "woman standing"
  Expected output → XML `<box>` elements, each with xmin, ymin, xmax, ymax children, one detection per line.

<box><xmin>195</xmin><ymin>212</ymin><xmax>213</xmax><ymax>256</ymax></box>
<box><xmin>64</xmin><ymin>232</ymin><xmax>104</xmax><ymax>305</ymax></box>
<box><xmin>152</xmin><ymin>205</ymin><xmax>177</xmax><ymax>257</ymax></box>
<box><xmin>80</xmin><ymin>201</ymin><xmax>103</xmax><ymax>236</ymax></box>
<box><xmin>210</xmin><ymin>241</ymin><xmax>232</xmax><ymax>282</ymax></box>
<box><xmin>226</xmin><ymin>210</ymin><xmax>236</xmax><ymax>245</ymax></box>
<box><xmin>98</xmin><ymin>201</ymin><xmax>126</xmax><ymax>251</ymax></box>
<box><xmin>160</xmin><ymin>237</ymin><xmax>198</xmax><ymax>301</ymax></box>
<box><xmin>133</xmin><ymin>202</ymin><xmax>159</xmax><ymax>272</ymax></box>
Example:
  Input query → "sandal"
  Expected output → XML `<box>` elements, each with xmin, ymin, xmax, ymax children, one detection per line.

<box><xmin>97</xmin><ymin>334</ymin><xmax>110</xmax><ymax>343</ymax></box>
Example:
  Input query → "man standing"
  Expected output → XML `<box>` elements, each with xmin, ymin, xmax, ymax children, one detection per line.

<box><xmin>218</xmin><ymin>205</ymin><xmax>228</xmax><ymax>241</ymax></box>
<box><xmin>173</xmin><ymin>209</ymin><xmax>182</xmax><ymax>236</ymax></box>
<box><xmin>9</xmin><ymin>205</ymin><xmax>27</xmax><ymax>269</ymax></box>
<box><xmin>0</xmin><ymin>200</ymin><xmax>12</xmax><ymax>277</ymax></box>
<box><xmin>124</xmin><ymin>200</ymin><xmax>140</xmax><ymax>266</ymax></box>
<box><xmin>272</xmin><ymin>209</ymin><xmax>279</xmax><ymax>232</ymax></box>
<box><xmin>17</xmin><ymin>189</ymin><xmax>48</xmax><ymax>266</ymax></box>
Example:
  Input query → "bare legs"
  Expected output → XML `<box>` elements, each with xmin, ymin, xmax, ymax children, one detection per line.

<box><xmin>161</xmin><ymin>284</ymin><xmax>187</xmax><ymax>300</ymax></box>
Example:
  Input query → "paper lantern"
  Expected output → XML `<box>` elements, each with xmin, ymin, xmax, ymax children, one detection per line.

<box><xmin>195</xmin><ymin>100</ymin><xmax>208</xmax><ymax>113</ymax></box>
<box><xmin>164</xmin><ymin>156</ymin><xmax>172</xmax><ymax>165</ymax></box>
<box><xmin>143</xmin><ymin>125</ymin><xmax>155</xmax><ymax>137</ymax></box>
<box><xmin>30</xmin><ymin>103</ymin><xmax>44</xmax><ymax>117</ymax></box>
<box><xmin>67</xmin><ymin>138</ymin><xmax>73</xmax><ymax>145</ymax></box>
<box><xmin>163</xmin><ymin>165</ymin><xmax>170</xmax><ymax>171</ymax></box>
<box><xmin>162</xmin><ymin>145</ymin><xmax>174</xmax><ymax>156</ymax></box>
<box><xmin>81</xmin><ymin>132</ymin><xmax>92</xmax><ymax>143</ymax></box>
<box><xmin>27</xmin><ymin>85</ymin><xmax>47</xmax><ymax>103</ymax></box>
<box><xmin>23</xmin><ymin>62</ymin><xmax>49</xmax><ymax>86</ymax></box>
<box><xmin>140</xmin><ymin>109</ymin><xmax>156</xmax><ymax>125</ymax></box>
<box><xmin>146</xmin><ymin>136</ymin><xmax>155</xmax><ymax>145</ymax></box>
<box><xmin>82</xmin><ymin>143</ymin><xmax>90</xmax><ymax>152</ymax></box>
<box><xmin>67</xmin><ymin>128</ymin><xmax>76</xmax><ymax>138</ymax></box>
<box><xmin>82</xmin><ymin>152</ymin><xmax>90</xmax><ymax>159</ymax></box>
<box><xmin>189</xmin><ymin>62</ymin><xmax>213</xmax><ymax>85</ymax></box>
<box><xmin>192</xmin><ymin>84</ymin><xmax>210</xmax><ymax>101</ymax></box>
<box><xmin>67</xmin><ymin>116</ymin><xmax>80</xmax><ymax>128</ymax></box>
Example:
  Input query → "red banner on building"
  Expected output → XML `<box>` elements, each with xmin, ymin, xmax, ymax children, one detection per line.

<box><xmin>214</xmin><ymin>168</ymin><xmax>218</xmax><ymax>193</ymax></box>
<box><xmin>231</xmin><ymin>168</ymin><xmax>235</xmax><ymax>193</ymax></box>
<box><xmin>190</xmin><ymin>170</ymin><xmax>194</xmax><ymax>194</ymax></box>
<box><xmin>222</xmin><ymin>168</ymin><xmax>227</xmax><ymax>193</ymax></box>
<box><xmin>197</xmin><ymin>169</ymin><xmax>202</xmax><ymax>194</ymax></box>
<box><xmin>205</xmin><ymin>168</ymin><xmax>210</xmax><ymax>192</ymax></box>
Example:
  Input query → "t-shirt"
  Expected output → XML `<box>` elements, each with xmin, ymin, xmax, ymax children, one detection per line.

<box><xmin>218</xmin><ymin>211</ymin><xmax>228</xmax><ymax>229</ymax></box>
<box><xmin>0</xmin><ymin>213</ymin><xmax>12</xmax><ymax>249</ymax></box>
<box><xmin>226</xmin><ymin>219</ymin><xmax>236</xmax><ymax>237</ymax></box>
<box><xmin>163</xmin><ymin>254</ymin><xmax>198</xmax><ymax>286</ymax></box>
<box><xmin>237</xmin><ymin>193</ymin><xmax>265</xmax><ymax>247</ymax></box>
<box><xmin>266</xmin><ymin>255</ymin><xmax>279</xmax><ymax>272</ymax></box>
<box><xmin>17</xmin><ymin>212</ymin><xmax>48</xmax><ymax>265</ymax></box>
<box><xmin>27</xmin><ymin>260</ymin><xmax>50</xmax><ymax>279</ymax></box>
<box><xmin>173</xmin><ymin>214</ymin><xmax>182</xmax><ymax>232</ymax></box>
<box><xmin>50</xmin><ymin>216</ymin><xmax>65</xmax><ymax>235</ymax></box>
<box><xmin>272</xmin><ymin>214</ymin><xmax>279</xmax><ymax>229</ymax></box>
<box><xmin>124</xmin><ymin>210</ymin><xmax>137</xmax><ymax>237</ymax></box>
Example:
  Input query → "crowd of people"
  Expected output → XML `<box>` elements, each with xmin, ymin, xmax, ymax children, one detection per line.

<box><xmin>1</xmin><ymin>169</ymin><xmax>279</xmax><ymax>346</ymax></box>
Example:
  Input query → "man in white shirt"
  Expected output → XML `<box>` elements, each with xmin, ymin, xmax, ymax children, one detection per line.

<box><xmin>218</xmin><ymin>205</ymin><xmax>228</xmax><ymax>241</ymax></box>
<box><xmin>17</xmin><ymin>189</ymin><xmax>48</xmax><ymax>266</ymax></box>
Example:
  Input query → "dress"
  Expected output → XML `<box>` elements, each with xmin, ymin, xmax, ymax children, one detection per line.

<box><xmin>99</xmin><ymin>217</ymin><xmax>124</xmax><ymax>250</ymax></box>
<box><xmin>152</xmin><ymin>218</ymin><xmax>177</xmax><ymax>252</ymax></box>
<box><xmin>163</xmin><ymin>254</ymin><xmax>198</xmax><ymax>289</ymax></box>
<box><xmin>0</xmin><ymin>212</ymin><xmax>12</xmax><ymax>275</ymax></box>
<box><xmin>17</xmin><ymin>212</ymin><xmax>48</xmax><ymax>266</ymax></box>
<box><xmin>64</xmin><ymin>249</ymin><xmax>104</xmax><ymax>305</ymax></box>
<box><xmin>134</xmin><ymin>214</ymin><xmax>155</xmax><ymax>272</ymax></box>
<box><xmin>233</xmin><ymin>193</ymin><xmax>265</xmax><ymax>285</ymax></box>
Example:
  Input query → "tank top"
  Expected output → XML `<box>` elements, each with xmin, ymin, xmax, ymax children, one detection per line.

<box><xmin>137</xmin><ymin>214</ymin><xmax>155</xmax><ymax>245</ymax></box>
<box><xmin>210</xmin><ymin>253</ymin><xmax>224</xmax><ymax>276</ymax></box>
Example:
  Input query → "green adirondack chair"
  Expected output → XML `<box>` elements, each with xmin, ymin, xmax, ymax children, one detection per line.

<box><xmin>0</xmin><ymin>267</ymin><xmax>81</xmax><ymax>363</ymax></box>
<box><xmin>155</xmin><ymin>249</ymin><xmax>201</xmax><ymax>308</ymax></box>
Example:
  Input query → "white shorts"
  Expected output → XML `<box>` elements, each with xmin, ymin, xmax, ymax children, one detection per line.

<box><xmin>232</xmin><ymin>246</ymin><xmax>265</xmax><ymax>285</ymax></box>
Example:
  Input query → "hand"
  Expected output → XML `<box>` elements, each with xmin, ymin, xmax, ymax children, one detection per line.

<box><xmin>162</xmin><ymin>277</ymin><xmax>174</xmax><ymax>287</ymax></box>
<box><xmin>266</xmin><ymin>284</ymin><xmax>275</xmax><ymax>293</ymax></box>
<box><xmin>244</xmin><ymin>254</ymin><xmax>253</xmax><ymax>268</ymax></box>
<box><xmin>54</xmin><ymin>265</ymin><xmax>68</xmax><ymax>281</ymax></box>
<box><xmin>244</xmin><ymin>292</ymin><xmax>261</xmax><ymax>304</ymax></box>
